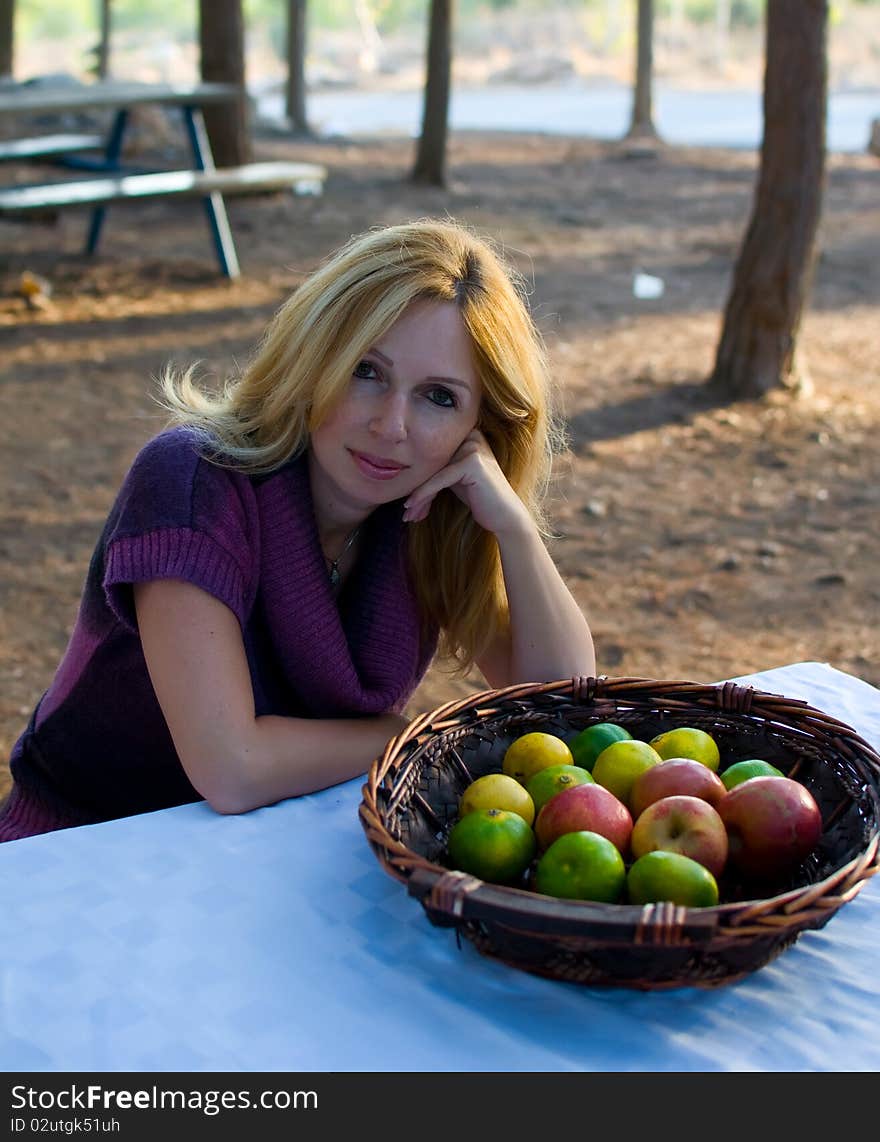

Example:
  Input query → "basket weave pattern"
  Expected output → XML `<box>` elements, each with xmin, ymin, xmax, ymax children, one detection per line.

<box><xmin>359</xmin><ymin>676</ymin><xmax>880</xmax><ymax>990</ymax></box>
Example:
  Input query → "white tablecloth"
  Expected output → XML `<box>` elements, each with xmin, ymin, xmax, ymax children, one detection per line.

<box><xmin>2</xmin><ymin>661</ymin><xmax>879</xmax><ymax>1073</ymax></box>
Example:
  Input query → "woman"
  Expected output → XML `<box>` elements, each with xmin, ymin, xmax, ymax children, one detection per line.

<box><xmin>0</xmin><ymin>217</ymin><xmax>595</xmax><ymax>841</ymax></box>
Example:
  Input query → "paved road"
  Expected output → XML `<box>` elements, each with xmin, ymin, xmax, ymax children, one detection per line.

<box><xmin>258</xmin><ymin>80</ymin><xmax>879</xmax><ymax>154</ymax></box>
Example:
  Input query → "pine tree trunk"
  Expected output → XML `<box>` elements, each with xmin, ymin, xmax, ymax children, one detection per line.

<box><xmin>285</xmin><ymin>0</ymin><xmax>310</xmax><ymax>134</ymax></box>
<box><xmin>96</xmin><ymin>0</ymin><xmax>111</xmax><ymax>79</ymax></box>
<box><xmin>199</xmin><ymin>0</ymin><xmax>251</xmax><ymax>167</ymax></box>
<box><xmin>411</xmin><ymin>0</ymin><xmax>453</xmax><ymax>187</ymax></box>
<box><xmin>710</xmin><ymin>0</ymin><xmax>828</xmax><ymax>398</ymax></box>
<box><xmin>0</xmin><ymin>0</ymin><xmax>14</xmax><ymax>78</ymax></box>
<box><xmin>627</xmin><ymin>0</ymin><xmax>657</xmax><ymax>140</ymax></box>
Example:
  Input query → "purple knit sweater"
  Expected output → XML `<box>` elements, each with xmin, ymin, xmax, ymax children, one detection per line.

<box><xmin>0</xmin><ymin>426</ymin><xmax>437</xmax><ymax>841</ymax></box>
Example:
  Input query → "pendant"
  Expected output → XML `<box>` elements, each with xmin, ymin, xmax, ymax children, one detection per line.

<box><xmin>326</xmin><ymin>525</ymin><xmax>360</xmax><ymax>591</ymax></box>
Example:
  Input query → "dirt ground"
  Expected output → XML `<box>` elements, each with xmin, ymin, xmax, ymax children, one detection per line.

<box><xmin>1</xmin><ymin>125</ymin><xmax>879</xmax><ymax>801</ymax></box>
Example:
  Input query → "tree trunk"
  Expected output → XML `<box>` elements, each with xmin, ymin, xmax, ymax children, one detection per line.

<box><xmin>411</xmin><ymin>0</ymin><xmax>453</xmax><ymax>187</ymax></box>
<box><xmin>627</xmin><ymin>0</ymin><xmax>657</xmax><ymax>140</ymax></box>
<box><xmin>0</xmin><ymin>0</ymin><xmax>13</xmax><ymax>79</ymax></box>
<box><xmin>199</xmin><ymin>0</ymin><xmax>251</xmax><ymax>167</ymax></box>
<box><xmin>96</xmin><ymin>0</ymin><xmax>112</xmax><ymax>79</ymax></box>
<box><xmin>710</xmin><ymin>0</ymin><xmax>828</xmax><ymax>398</ymax></box>
<box><xmin>285</xmin><ymin>0</ymin><xmax>310</xmax><ymax>134</ymax></box>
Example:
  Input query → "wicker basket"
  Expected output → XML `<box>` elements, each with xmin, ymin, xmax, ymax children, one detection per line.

<box><xmin>358</xmin><ymin>675</ymin><xmax>880</xmax><ymax>990</ymax></box>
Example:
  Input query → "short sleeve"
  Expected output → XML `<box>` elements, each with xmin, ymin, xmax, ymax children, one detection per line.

<box><xmin>101</xmin><ymin>427</ymin><xmax>259</xmax><ymax>632</ymax></box>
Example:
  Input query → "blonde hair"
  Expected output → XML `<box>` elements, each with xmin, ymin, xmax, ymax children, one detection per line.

<box><xmin>157</xmin><ymin>217</ymin><xmax>563</xmax><ymax>674</ymax></box>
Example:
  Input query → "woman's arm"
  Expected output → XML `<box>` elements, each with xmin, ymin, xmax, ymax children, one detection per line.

<box><xmin>477</xmin><ymin>518</ymin><xmax>596</xmax><ymax>689</ymax></box>
<box><xmin>134</xmin><ymin>579</ymin><xmax>408</xmax><ymax>815</ymax></box>
<box><xmin>402</xmin><ymin>430</ymin><xmax>595</xmax><ymax>689</ymax></box>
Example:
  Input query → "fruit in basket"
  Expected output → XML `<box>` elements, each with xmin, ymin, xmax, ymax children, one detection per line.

<box><xmin>720</xmin><ymin>759</ymin><xmax>784</xmax><ymax>790</ymax></box>
<box><xmin>649</xmin><ymin>727</ymin><xmax>721</xmax><ymax>771</ymax></box>
<box><xmin>626</xmin><ymin>850</ymin><xmax>720</xmax><ymax>907</ymax></box>
<box><xmin>630</xmin><ymin>757</ymin><xmax>727</xmax><ymax>819</ymax></box>
<box><xmin>592</xmin><ymin>739</ymin><xmax>664</xmax><ymax>810</ymax></box>
<box><xmin>446</xmin><ymin>808</ymin><xmax>536</xmax><ymax>885</ymax></box>
<box><xmin>459</xmin><ymin>773</ymin><xmax>536</xmax><ymax>826</ymax></box>
<box><xmin>534</xmin><ymin>781</ymin><xmax>633</xmax><ymax>855</ymax></box>
<box><xmin>630</xmin><ymin>795</ymin><xmax>728</xmax><ymax>878</ymax></box>
<box><xmin>525</xmin><ymin>763</ymin><xmax>593</xmax><ymax>813</ymax></box>
<box><xmin>568</xmin><ymin>722</ymin><xmax>632</xmax><ymax>771</ymax></box>
<box><xmin>717</xmin><ymin>776</ymin><xmax>822</xmax><ymax>879</ymax></box>
<box><xmin>502</xmin><ymin>731</ymin><xmax>574</xmax><ymax>785</ymax></box>
<box><xmin>533</xmin><ymin>831</ymin><xmax>626</xmax><ymax>902</ymax></box>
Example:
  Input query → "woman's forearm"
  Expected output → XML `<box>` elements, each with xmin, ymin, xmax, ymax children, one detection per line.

<box><xmin>209</xmin><ymin>711</ymin><xmax>410</xmax><ymax>815</ymax></box>
<box><xmin>496</xmin><ymin>523</ymin><xmax>596</xmax><ymax>684</ymax></box>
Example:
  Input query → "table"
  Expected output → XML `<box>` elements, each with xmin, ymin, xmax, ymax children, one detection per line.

<box><xmin>0</xmin><ymin>80</ymin><xmax>239</xmax><ymax>119</ymax></box>
<box><xmin>1</xmin><ymin>661</ymin><xmax>879</xmax><ymax>1073</ymax></box>
<box><xmin>0</xmin><ymin>80</ymin><xmax>321</xmax><ymax>277</ymax></box>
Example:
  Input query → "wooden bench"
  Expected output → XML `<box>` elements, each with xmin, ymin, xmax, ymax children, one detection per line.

<box><xmin>0</xmin><ymin>160</ymin><xmax>327</xmax><ymax>277</ymax></box>
<box><xmin>0</xmin><ymin>133</ymin><xmax>105</xmax><ymax>163</ymax></box>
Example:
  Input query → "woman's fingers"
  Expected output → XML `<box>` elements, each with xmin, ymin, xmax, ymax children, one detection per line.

<box><xmin>403</xmin><ymin>432</ymin><xmax>486</xmax><ymax>520</ymax></box>
<box><xmin>402</xmin><ymin>460</ymin><xmax>467</xmax><ymax>521</ymax></box>
<box><xmin>402</xmin><ymin>431</ymin><xmax>521</xmax><ymax>532</ymax></box>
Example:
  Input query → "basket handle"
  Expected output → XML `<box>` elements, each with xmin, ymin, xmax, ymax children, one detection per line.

<box><xmin>407</xmin><ymin>867</ymin><xmax>721</xmax><ymax>944</ymax></box>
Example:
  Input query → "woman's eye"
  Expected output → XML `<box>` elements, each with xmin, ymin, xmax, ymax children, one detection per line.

<box><xmin>353</xmin><ymin>360</ymin><xmax>379</xmax><ymax>380</ymax></box>
<box><xmin>427</xmin><ymin>386</ymin><xmax>457</xmax><ymax>409</ymax></box>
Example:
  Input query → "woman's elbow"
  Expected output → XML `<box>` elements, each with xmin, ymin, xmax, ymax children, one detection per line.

<box><xmin>203</xmin><ymin>789</ymin><xmax>253</xmax><ymax>816</ymax></box>
<box><xmin>182</xmin><ymin>746</ymin><xmax>265</xmax><ymax>817</ymax></box>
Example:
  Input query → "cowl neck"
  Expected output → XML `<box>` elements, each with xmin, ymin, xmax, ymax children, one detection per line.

<box><xmin>256</xmin><ymin>452</ymin><xmax>429</xmax><ymax>716</ymax></box>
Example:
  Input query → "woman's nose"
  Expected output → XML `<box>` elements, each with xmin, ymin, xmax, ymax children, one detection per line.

<box><xmin>369</xmin><ymin>391</ymin><xmax>408</xmax><ymax>441</ymax></box>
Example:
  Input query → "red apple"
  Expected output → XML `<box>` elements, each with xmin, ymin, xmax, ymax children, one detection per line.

<box><xmin>630</xmin><ymin>757</ymin><xmax>727</xmax><ymax>820</ymax></box>
<box><xmin>630</xmin><ymin>795</ymin><xmax>729</xmax><ymax>878</ymax></box>
<box><xmin>717</xmin><ymin>776</ymin><xmax>822</xmax><ymax>880</ymax></box>
<box><xmin>534</xmin><ymin>782</ymin><xmax>633</xmax><ymax>856</ymax></box>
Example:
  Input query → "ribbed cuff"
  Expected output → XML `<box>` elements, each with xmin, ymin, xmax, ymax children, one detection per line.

<box><xmin>104</xmin><ymin>527</ymin><xmax>248</xmax><ymax>631</ymax></box>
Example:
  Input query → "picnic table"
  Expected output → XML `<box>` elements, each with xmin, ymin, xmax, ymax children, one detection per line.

<box><xmin>1</xmin><ymin>660</ymin><xmax>879</xmax><ymax>1073</ymax></box>
<box><xmin>0</xmin><ymin>80</ymin><xmax>326</xmax><ymax>278</ymax></box>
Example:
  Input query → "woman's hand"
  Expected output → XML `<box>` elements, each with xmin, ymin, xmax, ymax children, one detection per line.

<box><xmin>401</xmin><ymin>429</ymin><xmax>530</xmax><ymax>537</ymax></box>
<box><xmin>401</xmin><ymin>428</ymin><xmax>595</xmax><ymax>689</ymax></box>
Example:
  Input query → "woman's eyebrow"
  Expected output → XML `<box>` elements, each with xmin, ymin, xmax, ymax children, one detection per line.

<box><xmin>425</xmin><ymin>375</ymin><xmax>473</xmax><ymax>391</ymax></box>
<box><xmin>367</xmin><ymin>348</ymin><xmax>472</xmax><ymax>391</ymax></box>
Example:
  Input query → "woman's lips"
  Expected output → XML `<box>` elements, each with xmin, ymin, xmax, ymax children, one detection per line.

<box><xmin>350</xmin><ymin>450</ymin><xmax>408</xmax><ymax>480</ymax></box>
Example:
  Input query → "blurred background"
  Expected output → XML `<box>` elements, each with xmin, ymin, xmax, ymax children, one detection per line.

<box><xmin>8</xmin><ymin>1</ymin><xmax>880</xmax><ymax>150</ymax></box>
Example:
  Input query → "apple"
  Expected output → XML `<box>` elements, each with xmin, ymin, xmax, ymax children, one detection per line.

<box><xmin>630</xmin><ymin>757</ymin><xmax>727</xmax><ymax>819</ymax></box>
<box><xmin>717</xmin><ymin>775</ymin><xmax>822</xmax><ymax>880</ymax></box>
<box><xmin>534</xmin><ymin>781</ymin><xmax>633</xmax><ymax>856</ymax></box>
<box><xmin>630</xmin><ymin>795</ymin><xmax>729</xmax><ymax>878</ymax></box>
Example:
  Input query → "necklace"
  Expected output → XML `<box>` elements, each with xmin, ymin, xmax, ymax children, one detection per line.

<box><xmin>325</xmin><ymin>526</ymin><xmax>360</xmax><ymax>589</ymax></box>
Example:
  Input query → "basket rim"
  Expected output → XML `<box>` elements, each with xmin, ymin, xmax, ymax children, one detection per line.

<box><xmin>359</xmin><ymin>673</ymin><xmax>880</xmax><ymax>938</ymax></box>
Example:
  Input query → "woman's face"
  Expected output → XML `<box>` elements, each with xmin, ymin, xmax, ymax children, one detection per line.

<box><xmin>308</xmin><ymin>299</ymin><xmax>482</xmax><ymax>520</ymax></box>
